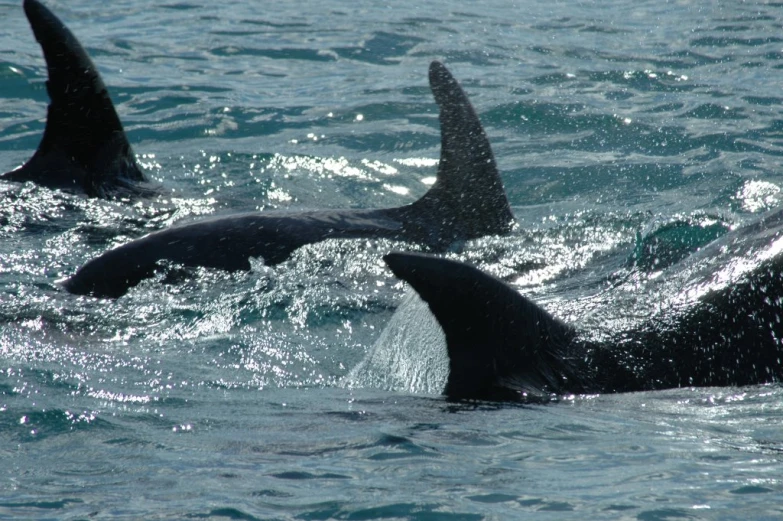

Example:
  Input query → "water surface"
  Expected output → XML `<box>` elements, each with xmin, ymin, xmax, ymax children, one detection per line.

<box><xmin>1</xmin><ymin>0</ymin><xmax>782</xmax><ymax>519</ymax></box>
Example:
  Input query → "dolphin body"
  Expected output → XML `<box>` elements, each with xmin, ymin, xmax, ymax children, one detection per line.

<box><xmin>383</xmin><ymin>245</ymin><xmax>783</xmax><ymax>402</ymax></box>
<box><xmin>63</xmin><ymin>61</ymin><xmax>515</xmax><ymax>298</ymax></box>
<box><xmin>1</xmin><ymin>0</ymin><xmax>151</xmax><ymax>198</ymax></box>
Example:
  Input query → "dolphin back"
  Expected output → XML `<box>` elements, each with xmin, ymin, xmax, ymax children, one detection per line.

<box><xmin>1</xmin><ymin>0</ymin><xmax>148</xmax><ymax>197</ymax></box>
<box><xmin>384</xmin><ymin>252</ymin><xmax>586</xmax><ymax>401</ymax></box>
<box><xmin>61</xmin><ymin>61</ymin><xmax>515</xmax><ymax>298</ymax></box>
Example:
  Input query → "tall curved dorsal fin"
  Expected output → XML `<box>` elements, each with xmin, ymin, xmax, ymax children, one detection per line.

<box><xmin>1</xmin><ymin>0</ymin><xmax>148</xmax><ymax>197</ymax></box>
<box><xmin>384</xmin><ymin>252</ymin><xmax>585</xmax><ymax>401</ymax></box>
<box><xmin>409</xmin><ymin>62</ymin><xmax>514</xmax><ymax>242</ymax></box>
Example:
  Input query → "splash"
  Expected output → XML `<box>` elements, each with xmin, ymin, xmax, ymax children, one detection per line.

<box><xmin>344</xmin><ymin>290</ymin><xmax>448</xmax><ymax>395</ymax></box>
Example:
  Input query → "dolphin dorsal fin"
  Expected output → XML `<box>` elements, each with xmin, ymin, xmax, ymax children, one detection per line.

<box><xmin>384</xmin><ymin>252</ymin><xmax>584</xmax><ymax>401</ymax></box>
<box><xmin>2</xmin><ymin>0</ymin><xmax>147</xmax><ymax>197</ymax></box>
<box><xmin>410</xmin><ymin>62</ymin><xmax>514</xmax><ymax>242</ymax></box>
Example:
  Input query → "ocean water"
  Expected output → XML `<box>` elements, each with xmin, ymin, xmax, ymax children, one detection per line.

<box><xmin>1</xmin><ymin>0</ymin><xmax>783</xmax><ymax>519</ymax></box>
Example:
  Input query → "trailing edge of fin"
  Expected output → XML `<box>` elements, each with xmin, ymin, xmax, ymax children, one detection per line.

<box><xmin>1</xmin><ymin>0</ymin><xmax>148</xmax><ymax>197</ymax></box>
<box><xmin>410</xmin><ymin>61</ymin><xmax>514</xmax><ymax>243</ymax></box>
<box><xmin>384</xmin><ymin>252</ymin><xmax>584</xmax><ymax>401</ymax></box>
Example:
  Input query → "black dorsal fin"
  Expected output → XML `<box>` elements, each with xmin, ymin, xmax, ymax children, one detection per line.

<box><xmin>1</xmin><ymin>0</ymin><xmax>147</xmax><ymax>197</ymax></box>
<box><xmin>409</xmin><ymin>62</ymin><xmax>514</xmax><ymax>243</ymax></box>
<box><xmin>384</xmin><ymin>252</ymin><xmax>584</xmax><ymax>401</ymax></box>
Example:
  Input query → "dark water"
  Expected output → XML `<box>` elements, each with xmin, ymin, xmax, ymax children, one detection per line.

<box><xmin>1</xmin><ymin>0</ymin><xmax>782</xmax><ymax>519</ymax></box>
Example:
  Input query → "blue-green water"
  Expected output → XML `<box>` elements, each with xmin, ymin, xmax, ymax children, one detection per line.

<box><xmin>1</xmin><ymin>0</ymin><xmax>783</xmax><ymax>519</ymax></box>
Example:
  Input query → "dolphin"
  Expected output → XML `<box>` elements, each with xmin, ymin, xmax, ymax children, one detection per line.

<box><xmin>383</xmin><ymin>250</ymin><xmax>783</xmax><ymax>402</ymax></box>
<box><xmin>1</xmin><ymin>0</ymin><xmax>151</xmax><ymax>198</ymax></box>
<box><xmin>62</xmin><ymin>61</ymin><xmax>515</xmax><ymax>298</ymax></box>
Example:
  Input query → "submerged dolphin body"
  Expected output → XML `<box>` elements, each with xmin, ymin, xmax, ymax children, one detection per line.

<box><xmin>383</xmin><ymin>248</ymin><xmax>783</xmax><ymax>402</ymax></box>
<box><xmin>63</xmin><ymin>61</ymin><xmax>515</xmax><ymax>298</ymax></box>
<box><xmin>1</xmin><ymin>0</ymin><xmax>150</xmax><ymax>197</ymax></box>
